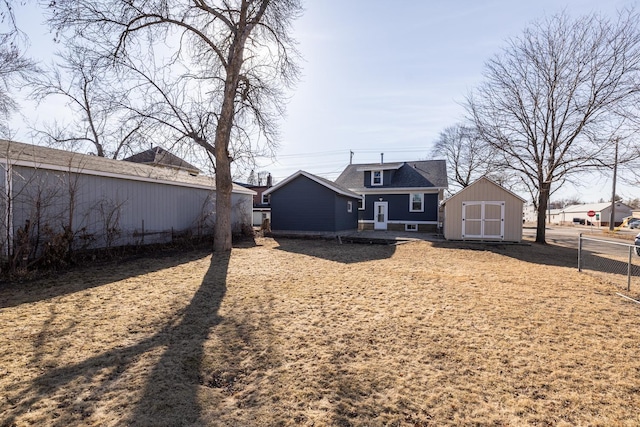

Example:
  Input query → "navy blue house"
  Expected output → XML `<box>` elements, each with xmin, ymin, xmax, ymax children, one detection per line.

<box><xmin>262</xmin><ymin>170</ymin><xmax>361</xmax><ymax>232</ymax></box>
<box><xmin>334</xmin><ymin>160</ymin><xmax>448</xmax><ymax>232</ymax></box>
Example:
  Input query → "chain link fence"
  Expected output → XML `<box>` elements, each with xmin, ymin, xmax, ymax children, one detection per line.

<box><xmin>578</xmin><ymin>234</ymin><xmax>640</xmax><ymax>296</ymax></box>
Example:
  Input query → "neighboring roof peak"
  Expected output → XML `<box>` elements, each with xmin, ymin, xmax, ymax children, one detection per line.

<box><xmin>124</xmin><ymin>146</ymin><xmax>201</xmax><ymax>174</ymax></box>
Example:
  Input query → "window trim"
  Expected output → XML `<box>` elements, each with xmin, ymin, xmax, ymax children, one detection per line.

<box><xmin>371</xmin><ymin>170</ymin><xmax>383</xmax><ymax>186</ymax></box>
<box><xmin>261</xmin><ymin>193</ymin><xmax>270</xmax><ymax>204</ymax></box>
<box><xmin>358</xmin><ymin>195</ymin><xmax>365</xmax><ymax>210</ymax></box>
<box><xmin>347</xmin><ymin>201</ymin><xmax>353</xmax><ymax>213</ymax></box>
<box><xmin>405</xmin><ymin>223</ymin><xmax>418</xmax><ymax>232</ymax></box>
<box><xmin>409</xmin><ymin>193</ymin><xmax>424</xmax><ymax>212</ymax></box>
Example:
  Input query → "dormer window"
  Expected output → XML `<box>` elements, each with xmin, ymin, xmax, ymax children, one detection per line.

<box><xmin>371</xmin><ymin>170</ymin><xmax>382</xmax><ymax>186</ymax></box>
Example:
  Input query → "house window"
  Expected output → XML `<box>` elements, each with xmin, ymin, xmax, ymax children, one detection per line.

<box><xmin>371</xmin><ymin>170</ymin><xmax>382</xmax><ymax>186</ymax></box>
<box><xmin>347</xmin><ymin>201</ymin><xmax>353</xmax><ymax>213</ymax></box>
<box><xmin>262</xmin><ymin>193</ymin><xmax>270</xmax><ymax>204</ymax></box>
<box><xmin>358</xmin><ymin>195</ymin><xmax>365</xmax><ymax>210</ymax></box>
<box><xmin>405</xmin><ymin>224</ymin><xmax>418</xmax><ymax>231</ymax></box>
<box><xmin>410</xmin><ymin>193</ymin><xmax>424</xmax><ymax>212</ymax></box>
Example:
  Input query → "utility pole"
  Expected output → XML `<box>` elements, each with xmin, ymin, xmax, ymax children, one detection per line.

<box><xmin>609</xmin><ymin>137</ymin><xmax>619</xmax><ymax>231</ymax></box>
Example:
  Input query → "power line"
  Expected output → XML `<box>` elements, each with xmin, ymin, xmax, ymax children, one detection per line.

<box><xmin>273</xmin><ymin>146</ymin><xmax>428</xmax><ymax>159</ymax></box>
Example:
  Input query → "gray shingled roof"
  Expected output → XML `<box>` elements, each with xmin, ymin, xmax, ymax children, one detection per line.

<box><xmin>124</xmin><ymin>146</ymin><xmax>201</xmax><ymax>174</ymax></box>
<box><xmin>335</xmin><ymin>160</ymin><xmax>448</xmax><ymax>191</ymax></box>
<box><xmin>0</xmin><ymin>139</ymin><xmax>254</xmax><ymax>195</ymax></box>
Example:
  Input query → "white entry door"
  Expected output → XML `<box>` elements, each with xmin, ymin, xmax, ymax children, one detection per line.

<box><xmin>374</xmin><ymin>202</ymin><xmax>388</xmax><ymax>230</ymax></box>
<box><xmin>462</xmin><ymin>201</ymin><xmax>505</xmax><ymax>239</ymax></box>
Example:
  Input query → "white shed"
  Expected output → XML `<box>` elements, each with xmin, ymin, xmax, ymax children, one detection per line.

<box><xmin>443</xmin><ymin>177</ymin><xmax>525</xmax><ymax>242</ymax></box>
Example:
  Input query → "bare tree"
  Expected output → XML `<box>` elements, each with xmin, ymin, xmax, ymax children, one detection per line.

<box><xmin>0</xmin><ymin>0</ymin><xmax>37</xmax><ymax>136</ymax></box>
<box><xmin>47</xmin><ymin>0</ymin><xmax>302</xmax><ymax>251</ymax></box>
<box><xmin>431</xmin><ymin>124</ymin><xmax>504</xmax><ymax>191</ymax></box>
<box><xmin>467</xmin><ymin>10</ymin><xmax>640</xmax><ymax>243</ymax></box>
<box><xmin>29</xmin><ymin>46</ymin><xmax>147</xmax><ymax>158</ymax></box>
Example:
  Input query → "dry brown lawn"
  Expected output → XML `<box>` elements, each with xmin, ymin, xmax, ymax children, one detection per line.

<box><xmin>1</xmin><ymin>237</ymin><xmax>640</xmax><ymax>426</ymax></box>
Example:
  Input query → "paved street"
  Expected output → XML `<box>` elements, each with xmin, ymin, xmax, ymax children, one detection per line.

<box><xmin>524</xmin><ymin>225</ymin><xmax>639</xmax><ymax>258</ymax></box>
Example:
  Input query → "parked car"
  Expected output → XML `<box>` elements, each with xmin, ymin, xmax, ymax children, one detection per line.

<box><xmin>629</xmin><ymin>219</ymin><xmax>640</xmax><ymax>229</ymax></box>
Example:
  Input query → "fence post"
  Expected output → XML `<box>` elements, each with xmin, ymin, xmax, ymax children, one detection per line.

<box><xmin>628</xmin><ymin>246</ymin><xmax>632</xmax><ymax>292</ymax></box>
<box><xmin>578</xmin><ymin>233</ymin><xmax>583</xmax><ymax>272</ymax></box>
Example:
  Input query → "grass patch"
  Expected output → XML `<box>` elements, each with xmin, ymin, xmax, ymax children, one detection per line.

<box><xmin>1</xmin><ymin>237</ymin><xmax>639</xmax><ymax>426</ymax></box>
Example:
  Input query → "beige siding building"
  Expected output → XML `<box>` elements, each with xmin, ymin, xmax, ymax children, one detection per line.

<box><xmin>443</xmin><ymin>177</ymin><xmax>525</xmax><ymax>242</ymax></box>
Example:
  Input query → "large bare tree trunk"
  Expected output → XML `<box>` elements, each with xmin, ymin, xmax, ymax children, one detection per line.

<box><xmin>213</xmin><ymin>159</ymin><xmax>233</xmax><ymax>252</ymax></box>
<box><xmin>213</xmin><ymin>130</ymin><xmax>233</xmax><ymax>252</ymax></box>
<box><xmin>213</xmin><ymin>91</ymin><xmax>236</xmax><ymax>252</ymax></box>
<box><xmin>535</xmin><ymin>182</ymin><xmax>550</xmax><ymax>244</ymax></box>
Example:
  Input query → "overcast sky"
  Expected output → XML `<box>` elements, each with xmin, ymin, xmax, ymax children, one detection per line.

<box><xmin>8</xmin><ymin>0</ymin><xmax>638</xmax><ymax>203</ymax></box>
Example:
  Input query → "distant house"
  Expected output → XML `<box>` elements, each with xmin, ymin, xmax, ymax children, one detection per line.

<box><xmin>557</xmin><ymin>202</ymin><xmax>633</xmax><ymax>226</ymax></box>
<box><xmin>547</xmin><ymin>208</ymin><xmax>564</xmax><ymax>224</ymax></box>
<box><xmin>0</xmin><ymin>140</ymin><xmax>254</xmax><ymax>259</ymax></box>
<box><xmin>442</xmin><ymin>177</ymin><xmax>525</xmax><ymax>242</ymax></box>
<box><xmin>263</xmin><ymin>170</ymin><xmax>360</xmax><ymax>232</ymax></box>
<box><xmin>334</xmin><ymin>160</ymin><xmax>448</xmax><ymax>232</ymax></box>
<box><xmin>123</xmin><ymin>145</ymin><xmax>201</xmax><ymax>175</ymax></box>
<box><xmin>523</xmin><ymin>204</ymin><xmax>538</xmax><ymax>223</ymax></box>
<box><xmin>235</xmin><ymin>173</ymin><xmax>273</xmax><ymax>227</ymax></box>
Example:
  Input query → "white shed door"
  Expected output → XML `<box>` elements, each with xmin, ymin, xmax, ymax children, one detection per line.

<box><xmin>462</xmin><ymin>201</ymin><xmax>505</xmax><ymax>239</ymax></box>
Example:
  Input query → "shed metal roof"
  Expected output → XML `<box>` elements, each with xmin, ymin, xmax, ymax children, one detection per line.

<box><xmin>561</xmin><ymin>202</ymin><xmax>631</xmax><ymax>213</ymax></box>
<box><xmin>0</xmin><ymin>139</ymin><xmax>254</xmax><ymax>195</ymax></box>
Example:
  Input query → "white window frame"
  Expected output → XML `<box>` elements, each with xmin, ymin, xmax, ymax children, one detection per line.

<box><xmin>358</xmin><ymin>195</ymin><xmax>365</xmax><ymax>210</ymax></box>
<box><xmin>371</xmin><ymin>170</ymin><xmax>383</xmax><ymax>186</ymax></box>
<box><xmin>409</xmin><ymin>193</ymin><xmax>424</xmax><ymax>212</ymax></box>
<box><xmin>261</xmin><ymin>193</ymin><xmax>270</xmax><ymax>204</ymax></box>
<box><xmin>347</xmin><ymin>201</ymin><xmax>353</xmax><ymax>213</ymax></box>
<box><xmin>405</xmin><ymin>223</ymin><xmax>418</xmax><ymax>231</ymax></box>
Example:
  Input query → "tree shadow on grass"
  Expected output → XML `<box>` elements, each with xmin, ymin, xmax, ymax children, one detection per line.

<box><xmin>128</xmin><ymin>251</ymin><xmax>229</xmax><ymax>426</ymax></box>
<box><xmin>430</xmin><ymin>240</ymin><xmax>579</xmax><ymax>269</ymax></box>
<box><xmin>430</xmin><ymin>239</ymin><xmax>640</xmax><ymax>286</ymax></box>
<box><xmin>1</xmin><ymin>251</ymin><xmax>229</xmax><ymax>427</ymax></box>
<box><xmin>273</xmin><ymin>237</ymin><xmax>396</xmax><ymax>264</ymax></box>
<box><xmin>0</xmin><ymin>248</ymin><xmax>213</xmax><ymax>309</ymax></box>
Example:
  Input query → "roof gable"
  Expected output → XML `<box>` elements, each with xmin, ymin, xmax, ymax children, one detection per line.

<box><xmin>443</xmin><ymin>177</ymin><xmax>526</xmax><ymax>205</ymax></box>
<box><xmin>335</xmin><ymin>160</ymin><xmax>448</xmax><ymax>191</ymax></box>
<box><xmin>263</xmin><ymin>170</ymin><xmax>361</xmax><ymax>199</ymax></box>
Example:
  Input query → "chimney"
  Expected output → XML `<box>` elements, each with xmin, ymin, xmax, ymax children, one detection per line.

<box><xmin>266</xmin><ymin>173</ymin><xmax>272</xmax><ymax>188</ymax></box>
<box><xmin>380</xmin><ymin>153</ymin><xmax>384</xmax><ymax>164</ymax></box>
